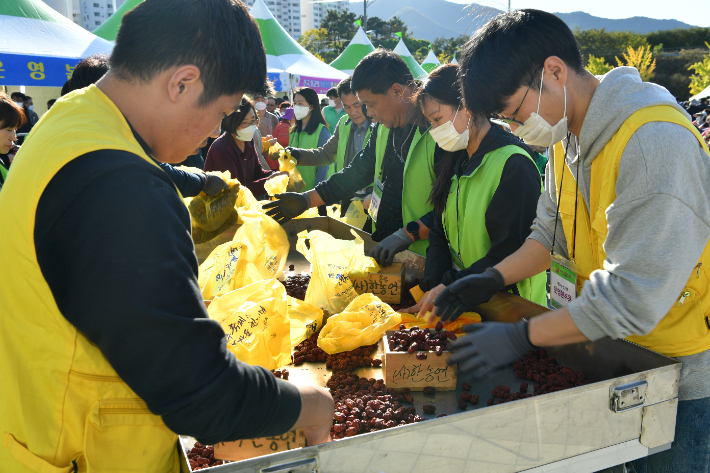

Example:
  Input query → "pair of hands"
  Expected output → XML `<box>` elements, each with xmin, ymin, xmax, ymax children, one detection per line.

<box><xmin>399</xmin><ymin>269</ymin><xmax>534</xmax><ymax>378</ymax></box>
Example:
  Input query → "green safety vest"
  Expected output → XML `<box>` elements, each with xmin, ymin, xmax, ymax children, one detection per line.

<box><xmin>326</xmin><ymin>115</ymin><xmax>372</xmax><ymax>178</ymax></box>
<box><xmin>0</xmin><ymin>162</ymin><xmax>7</xmax><ymax>190</ymax></box>
<box><xmin>373</xmin><ymin>125</ymin><xmax>437</xmax><ymax>257</ymax></box>
<box><xmin>442</xmin><ymin>144</ymin><xmax>547</xmax><ymax>305</ymax></box>
<box><xmin>290</xmin><ymin>123</ymin><xmax>326</xmax><ymax>191</ymax></box>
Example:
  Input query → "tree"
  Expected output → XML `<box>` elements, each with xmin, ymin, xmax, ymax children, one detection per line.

<box><xmin>688</xmin><ymin>42</ymin><xmax>710</xmax><ymax>95</ymax></box>
<box><xmin>297</xmin><ymin>28</ymin><xmax>329</xmax><ymax>60</ymax></box>
<box><xmin>320</xmin><ymin>9</ymin><xmax>358</xmax><ymax>59</ymax></box>
<box><xmin>616</xmin><ymin>45</ymin><xmax>657</xmax><ymax>81</ymax></box>
<box><xmin>574</xmin><ymin>28</ymin><xmax>648</xmax><ymax>65</ymax></box>
<box><xmin>586</xmin><ymin>55</ymin><xmax>614</xmax><ymax>75</ymax></box>
<box><xmin>432</xmin><ymin>34</ymin><xmax>468</xmax><ymax>63</ymax></box>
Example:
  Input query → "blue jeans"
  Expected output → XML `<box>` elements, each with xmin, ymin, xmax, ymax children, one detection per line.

<box><xmin>633</xmin><ymin>396</ymin><xmax>710</xmax><ymax>473</ymax></box>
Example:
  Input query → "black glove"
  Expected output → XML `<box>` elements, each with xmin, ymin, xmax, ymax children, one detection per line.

<box><xmin>262</xmin><ymin>192</ymin><xmax>310</xmax><ymax>224</ymax></box>
<box><xmin>371</xmin><ymin>229</ymin><xmax>413</xmax><ymax>267</ymax></box>
<box><xmin>433</xmin><ymin>267</ymin><xmax>505</xmax><ymax>322</ymax></box>
<box><xmin>202</xmin><ymin>174</ymin><xmax>229</xmax><ymax>196</ymax></box>
<box><xmin>440</xmin><ymin>269</ymin><xmax>458</xmax><ymax>286</ymax></box>
<box><xmin>447</xmin><ymin>320</ymin><xmax>534</xmax><ymax>378</ymax></box>
<box><xmin>285</xmin><ymin>147</ymin><xmax>302</xmax><ymax>164</ymax></box>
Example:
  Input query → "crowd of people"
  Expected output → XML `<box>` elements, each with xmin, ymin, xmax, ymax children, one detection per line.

<box><xmin>1</xmin><ymin>2</ymin><xmax>710</xmax><ymax>473</ymax></box>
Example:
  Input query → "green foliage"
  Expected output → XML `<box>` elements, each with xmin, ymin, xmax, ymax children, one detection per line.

<box><xmin>297</xmin><ymin>28</ymin><xmax>330</xmax><ymax>60</ymax></box>
<box><xmin>647</xmin><ymin>28</ymin><xmax>710</xmax><ymax>50</ymax></box>
<box><xmin>586</xmin><ymin>55</ymin><xmax>614</xmax><ymax>75</ymax></box>
<box><xmin>320</xmin><ymin>9</ymin><xmax>358</xmax><ymax>60</ymax></box>
<box><xmin>574</xmin><ymin>27</ymin><xmax>648</xmax><ymax>64</ymax></box>
<box><xmin>688</xmin><ymin>42</ymin><xmax>710</xmax><ymax>95</ymax></box>
<box><xmin>615</xmin><ymin>45</ymin><xmax>657</xmax><ymax>81</ymax></box>
<box><xmin>432</xmin><ymin>34</ymin><xmax>468</xmax><ymax>64</ymax></box>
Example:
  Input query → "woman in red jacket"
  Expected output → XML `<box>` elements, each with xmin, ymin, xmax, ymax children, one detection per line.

<box><xmin>205</xmin><ymin>98</ymin><xmax>287</xmax><ymax>197</ymax></box>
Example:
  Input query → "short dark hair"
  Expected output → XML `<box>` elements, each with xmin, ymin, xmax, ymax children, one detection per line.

<box><xmin>0</xmin><ymin>92</ymin><xmax>26</xmax><ymax>129</ymax></box>
<box><xmin>415</xmin><ymin>64</ymin><xmax>487</xmax><ymax>213</ymax></box>
<box><xmin>326</xmin><ymin>88</ymin><xmax>338</xmax><ymax>98</ymax></box>
<box><xmin>279</xmin><ymin>101</ymin><xmax>290</xmax><ymax>110</ymax></box>
<box><xmin>293</xmin><ymin>87</ymin><xmax>327</xmax><ymax>135</ymax></box>
<box><xmin>222</xmin><ymin>97</ymin><xmax>255</xmax><ymax>135</ymax></box>
<box><xmin>63</xmin><ymin>53</ymin><xmax>109</xmax><ymax>95</ymax></box>
<box><xmin>336</xmin><ymin>76</ymin><xmax>353</xmax><ymax>97</ymax></box>
<box><xmin>10</xmin><ymin>92</ymin><xmax>25</xmax><ymax>102</ymax></box>
<box><xmin>459</xmin><ymin>9</ymin><xmax>584</xmax><ymax>116</ymax></box>
<box><xmin>110</xmin><ymin>0</ymin><xmax>266</xmax><ymax>107</ymax></box>
<box><xmin>47</xmin><ymin>99</ymin><xmax>57</xmax><ymax>109</ymax></box>
<box><xmin>351</xmin><ymin>49</ymin><xmax>414</xmax><ymax>95</ymax></box>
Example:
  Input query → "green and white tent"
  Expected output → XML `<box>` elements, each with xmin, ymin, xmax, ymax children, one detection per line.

<box><xmin>420</xmin><ymin>49</ymin><xmax>441</xmax><ymax>74</ymax></box>
<box><xmin>330</xmin><ymin>27</ymin><xmax>375</xmax><ymax>75</ymax></box>
<box><xmin>250</xmin><ymin>0</ymin><xmax>346</xmax><ymax>93</ymax></box>
<box><xmin>450</xmin><ymin>54</ymin><xmax>458</xmax><ymax>65</ymax></box>
<box><xmin>93</xmin><ymin>0</ymin><xmax>142</xmax><ymax>41</ymax></box>
<box><xmin>393</xmin><ymin>39</ymin><xmax>427</xmax><ymax>80</ymax></box>
<box><xmin>0</xmin><ymin>0</ymin><xmax>113</xmax><ymax>86</ymax></box>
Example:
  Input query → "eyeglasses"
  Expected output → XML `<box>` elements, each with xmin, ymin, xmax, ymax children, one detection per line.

<box><xmin>491</xmin><ymin>67</ymin><xmax>542</xmax><ymax>126</ymax></box>
<box><xmin>239</xmin><ymin>118</ymin><xmax>259</xmax><ymax>128</ymax></box>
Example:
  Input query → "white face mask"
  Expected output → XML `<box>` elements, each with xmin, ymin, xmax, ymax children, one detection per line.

<box><xmin>293</xmin><ymin>105</ymin><xmax>311</xmax><ymax>120</ymax></box>
<box><xmin>14</xmin><ymin>101</ymin><xmax>24</xmax><ymax>107</ymax></box>
<box><xmin>328</xmin><ymin>99</ymin><xmax>336</xmax><ymax>108</ymax></box>
<box><xmin>28</xmin><ymin>105</ymin><xmax>34</xmax><ymax>111</ymax></box>
<box><xmin>429</xmin><ymin>105</ymin><xmax>470</xmax><ymax>152</ymax></box>
<box><xmin>235</xmin><ymin>124</ymin><xmax>256</xmax><ymax>141</ymax></box>
<box><xmin>512</xmin><ymin>68</ymin><xmax>568</xmax><ymax>147</ymax></box>
<box><xmin>254</xmin><ymin>101</ymin><xmax>267</xmax><ymax>111</ymax></box>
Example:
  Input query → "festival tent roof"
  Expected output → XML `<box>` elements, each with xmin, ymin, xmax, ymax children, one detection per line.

<box><xmin>330</xmin><ymin>26</ymin><xmax>375</xmax><ymax>75</ymax></box>
<box><xmin>691</xmin><ymin>84</ymin><xmax>710</xmax><ymax>101</ymax></box>
<box><xmin>251</xmin><ymin>0</ymin><xmax>347</xmax><ymax>93</ymax></box>
<box><xmin>93</xmin><ymin>0</ymin><xmax>142</xmax><ymax>41</ymax></box>
<box><xmin>420</xmin><ymin>49</ymin><xmax>441</xmax><ymax>74</ymax></box>
<box><xmin>393</xmin><ymin>39</ymin><xmax>428</xmax><ymax>80</ymax></box>
<box><xmin>0</xmin><ymin>0</ymin><xmax>114</xmax><ymax>86</ymax></box>
<box><xmin>450</xmin><ymin>54</ymin><xmax>458</xmax><ymax>65</ymax></box>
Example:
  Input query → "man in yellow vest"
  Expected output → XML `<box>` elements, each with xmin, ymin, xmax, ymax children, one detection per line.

<box><xmin>285</xmin><ymin>75</ymin><xmax>373</xmax><ymax>212</ymax></box>
<box><xmin>0</xmin><ymin>1</ymin><xmax>333</xmax><ymax>471</ymax></box>
<box><xmin>265</xmin><ymin>49</ymin><xmax>439</xmax><ymax>267</ymax></box>
<box><xmin>431</xmin><ymin>10</ymin><xmax>710</xmax><ymax>472</ymax></box>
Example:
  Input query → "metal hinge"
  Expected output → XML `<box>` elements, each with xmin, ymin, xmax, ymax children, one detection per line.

<box><xmin>610</xmin><ymin>380</ymin><xmax>647</xmax><ymax>413</ymax></box>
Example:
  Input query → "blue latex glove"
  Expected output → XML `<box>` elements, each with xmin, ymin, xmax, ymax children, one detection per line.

<box><xmin>371</xmin><ymin>228</ymin><xmax>413</xmax><ymax>267</ymax></box>
<box><xmin>433</xmin><ymin>267</ymin><xmax>505</xmax><ymax>322</ymax></box>
<box><xmin>262</xmin><ymin>192</ymin><xmax>310</xmax><ymax>224</ymax></box>
<box><xmin>447</xmin><ymin>320</ymin><xmax>534</xmax><ymax>378</ymax></box>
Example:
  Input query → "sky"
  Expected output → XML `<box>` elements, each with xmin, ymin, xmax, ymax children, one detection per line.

<box><xmin>446</xmin><ymin>0</ymin><xmax>710</xmax><ymax>27</ymax></box>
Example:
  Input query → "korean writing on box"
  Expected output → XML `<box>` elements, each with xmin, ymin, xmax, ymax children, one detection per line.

<box><xmin>392</xmin><ymin>363</ymin><xmax>451</xmax><ymax>384</ymax></box>
<box><xmin>28</xmin><ymin>62</ymin><xmax>45</xmax><ymax>80</ymax></box>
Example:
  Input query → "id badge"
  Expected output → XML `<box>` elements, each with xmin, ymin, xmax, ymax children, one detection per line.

<box><xmin>367</xmin><ymin>178</ymin><xmax>383</xmax><ymax>223</ymax></box>
<box><xmin>550</xmin><ymin>254</ymin><xmax>578</xmax><ymax>309</ymax></box>
<box><xmin>448</xmin><ymin>246</ymin><xmax>465</xmax><ymax>271</ymax></box>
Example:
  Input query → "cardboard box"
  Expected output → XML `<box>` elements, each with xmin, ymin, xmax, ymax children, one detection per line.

<box><xmin>350</xmin><ymin>263</ymin><xmax>405</xmax><ymax>304</ymax></box>
<box><xmin>382</xmin><ymin>331</ymin><xmax>457</xmax><ymax>391</ymax></box>
<box><xmin>213</xmin><ymin>430</ymin><xmax>306</xmax><ymax>462</ymax></box>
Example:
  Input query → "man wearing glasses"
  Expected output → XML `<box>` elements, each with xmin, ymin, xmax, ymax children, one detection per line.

<box><xmin>435</xmin><ymin>9</ymin><xmax>710</xmax><ymax>473</ymax></box>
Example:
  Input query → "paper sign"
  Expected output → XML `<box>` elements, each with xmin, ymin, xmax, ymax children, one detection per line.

<box><xmin>214</xmin><ymin>430</ymin><xmax>306</xmax><ymax>462</ymax></box>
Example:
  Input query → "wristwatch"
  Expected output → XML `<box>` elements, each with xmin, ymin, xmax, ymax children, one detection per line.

<box><xmin>406</xmin><ymin>221</ymin><xmax>421</xmax><ymax>241</ymax></box>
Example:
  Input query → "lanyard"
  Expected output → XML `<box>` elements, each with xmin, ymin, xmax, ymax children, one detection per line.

<box><xmin>551</xmin><ymin>133</ymin><xmax>581</xmax><ymax>259</ymax></box>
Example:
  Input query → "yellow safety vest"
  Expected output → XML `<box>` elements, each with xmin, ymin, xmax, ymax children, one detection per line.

<box><xmin>553</xmin><ymin>105</ymin><xmax>710</xmax><ymax>357</ymax></box>
<box><xmin>0</xmin><ymin>84</ymin><xmax>180</xmax><ymax>472</ymax></box>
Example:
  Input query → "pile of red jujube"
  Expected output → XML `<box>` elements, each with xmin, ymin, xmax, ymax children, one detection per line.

<box><xmin>326</xmin><ymin>372</ymin><xmax>423</xmax><ymax>439</ymax></box>
<box><xmin>387</xmin><ymin>323</ymin><xmax>456</xmax><ymax>359</ymax></box>
<box><xmin>326</xmin><ymin>344</ymin><xmax>381</xmax><ymax>371</ymax></box>
<box><xmin>281</xmin><ymin>268</ymin><xmax>310</xmax><ymax>300</ymax></box>
<box><xmin>187</xmin><ymin>443</ymin><xmax>224</xmax><ymax>470</ymax></box>
<box><xmin>291</xmin><ymin>333</ymin><xmax>327</xmax><ymax>365</ymax></box>
<box><xmin>514</xmin><ymin>349</ymin><xmax>591</xmax><ymax>395</ymax></box>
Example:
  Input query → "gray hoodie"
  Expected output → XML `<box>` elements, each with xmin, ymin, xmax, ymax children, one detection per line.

<box><xmin>529</xmin><ymin>67</ymin><xmax>710</xmax><ymax>400</ymax></box>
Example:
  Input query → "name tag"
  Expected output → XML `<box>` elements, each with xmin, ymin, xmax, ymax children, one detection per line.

<box><xmin>367</xmin><ymin>178</ymin><xmax>383</xmax><ymax>223</ymax></box>
<box><xmin>550</xmin><ymin>255</ymin><xmax>578</xmax><ymax>309</ymax></box>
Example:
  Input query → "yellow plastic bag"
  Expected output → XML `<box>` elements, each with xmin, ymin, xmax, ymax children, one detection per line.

<box><xmin>296</xmin><ymin>229</ymin><xmax>379</xmax><ymax>314</ymax></box>
<box><xmin>192</xmin><ymin>208</ymin><xmax>238</xmax><ymax>245</ymax></box>
<box><xmin>198</xmin><ymin>210</ymin><xmax>289</xmax><ymax>299</ymax></box>
<box><xmin>278</xmin><ymin>150</ymin><xmax>306</xmax><ymax>193</ymax></box>
<box><xmin>288</xmin><ymin>296</ymin><xmax>324</xmax><ymax>348</ymax></box>
<box><xmin>235</xmin><ymin>184</ymin><xmax>263</xmax><ymax>213</ymax></box>
<box><xmin>268</xmin><ymin>142</ymin><xmax>284</xmax><ymax>161</ymax></box>
<box><xmin>264</xmin><ymin>174</ymin><xmax>289</xmax><ymax>197</ymax></box>
<box><xmin>317</xmin><ymin>293</ymin><xmax>401</xmax><ymax>354</ymax></box>
<box><xmin>327</xmin><ymin>200</ymin><xmax>368</xmax><ymax>229</ymax></box>
<box><xmin>293</xmin><ymin>207</ymin><xmax>320</xmax><ymax>219</ymax></box>
<box><xmin>189</xmin><ymin>179</ymin><xmax>240</xmax><ymax>231</ymax></box>
<box><xmin>208</xmin><ymin>279</ymin><xmax>291</xmax><ymax>370</ymax></box>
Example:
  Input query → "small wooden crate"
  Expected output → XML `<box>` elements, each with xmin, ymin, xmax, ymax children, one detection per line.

<box><xmin>213</xmin><ymin>429</ymin><xmax>306</xmax><ymax>462</ymax></box>
<box><xmin>350</xmin><ymin>263</ymin><xmax>406</xmax><ymax>305</ymax></box>
<box><xmin>382</xmin><ymin>331</ymin><xmax>457</xmax><ymax>391</ymax></box>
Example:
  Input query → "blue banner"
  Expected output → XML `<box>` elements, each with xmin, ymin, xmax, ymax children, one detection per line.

<box><xmin>0</xmin><ymin>53</ymin><xmax>80</xmax><ymax>87</ymax></box>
